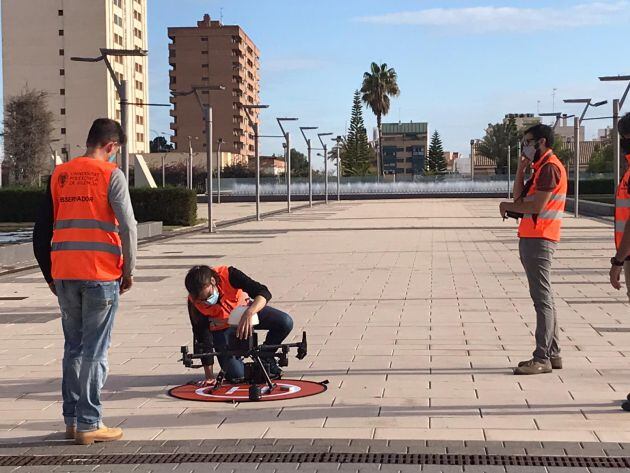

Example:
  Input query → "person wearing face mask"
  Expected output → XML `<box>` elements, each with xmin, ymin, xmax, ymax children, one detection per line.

<box><xmin>32</xmin><ymin>118</ymin><xmax>137</xmax><ymax>444</ymax></box>
<box><xmin>499</xmin><ymin>124</ymin><xmax>567</xmax><ymax>375</ymax></box>
<box><xmin>610</xmin><ymin>113</ymin><xmax>630</xmax><ymax>302</ymax></box>
<box><xmin>184</xmin><ymin>265</ymin><xmax>293</xmax><ymax>386</ymax></box>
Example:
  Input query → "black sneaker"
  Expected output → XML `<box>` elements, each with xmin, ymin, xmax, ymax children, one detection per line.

<box><xmin>514</xmin><ymin>358</ymin><xmax>552</xmax><ymax>375</ymax></box>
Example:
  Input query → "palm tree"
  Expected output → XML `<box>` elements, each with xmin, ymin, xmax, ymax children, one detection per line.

<box><xmin>360</xmin><ymin>62</ymin><xmax>400</xmax><ymax>177</ymax></box>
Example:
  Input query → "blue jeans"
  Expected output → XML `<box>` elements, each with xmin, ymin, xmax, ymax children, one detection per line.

<box><xmin>55</xmin><ymin>280</ymin><xmax>119</xmax><ymax>432</ymax></box>
<box><xmin>212</xmin><ymin>305</ymin><xmax>293</xmax><ymax>380</ymax></box>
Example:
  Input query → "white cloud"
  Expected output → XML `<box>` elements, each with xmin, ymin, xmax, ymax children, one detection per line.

<box><xmin>354</xmin><ymin>2</ymin><xmax>630</xmax><ymax>33</ymax></box>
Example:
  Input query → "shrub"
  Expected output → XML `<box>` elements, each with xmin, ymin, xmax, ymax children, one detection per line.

<box><xmin>0</xmin><ymin>186</ymin><xmax>198</xmax><ymax>226</ymax></box>
<box><xmin>0</xmin><ymin>187</ymin><xmax>46</xmax><ymax>222</ymax></box>
<box><xmin>130</xmin><ymin>187</ymin><xmax>197</xmax><ymax>226</ymax></box>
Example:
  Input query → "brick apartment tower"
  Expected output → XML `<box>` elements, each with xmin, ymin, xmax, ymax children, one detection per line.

<box><xmin>168</xmin><ymin>14</ymin><xmax>260</xmax><ymax>163</ymax></box>
<box><xmin>2</xmin><ymin>0</ymin><xmax>150</xmax><ymax>160</ymax></box>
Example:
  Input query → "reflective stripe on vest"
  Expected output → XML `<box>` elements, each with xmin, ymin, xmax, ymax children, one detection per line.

<box><xmin>51</xmin><ymin>241</ymin><xmax>122</xmax><ymax>256</ymax></box>
<box><xmin>517</xmin><ymin>152</ymin><xmax>568</xmax><ymax>242</ymax></box>
<box><xmin>54</xmin><ymin>219</ymin><xmax>119</xmax><ymax>233</ymax></box>
<box><xmin>617</xmin><ymin>198</ymin><xmax>630</xmax><ymax>208</ymax></box>
<box><xmin>616</xmin><ymin>220</ymin><xmax>628</xmax><ymax>233</ymax></box>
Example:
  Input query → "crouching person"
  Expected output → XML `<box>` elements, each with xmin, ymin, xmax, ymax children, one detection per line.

<box><xmin>184</xmin><ymin>265</ymin><xmax>293</xmax><ymax>385</ymax></box>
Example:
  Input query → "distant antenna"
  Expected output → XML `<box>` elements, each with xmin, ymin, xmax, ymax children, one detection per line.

<box><xmin>552</xmin><ymin>88</ymin><xmax>557</xmax><ymax>112</ymax></box>
<box><xmin>220</xmin><ymin>7</ymin><xmax>224</xmax><ymax>23</ymax></box>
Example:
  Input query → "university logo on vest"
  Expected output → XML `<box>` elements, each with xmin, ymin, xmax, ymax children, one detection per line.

<box><xmin>58</xmin><ymin>172</ymin><xmax>69</xmax><ymax>188</ymax></box>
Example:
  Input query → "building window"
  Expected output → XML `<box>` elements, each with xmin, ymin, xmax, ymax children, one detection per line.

<box><xmin>114</xmin><ymin>55</ymin><xmax>123</xmax><ymax>64</ymax></box>
<box><xmin>135</xmin><ymin>115</ymin><xmax>144</xmax><ymax>125</ymax></box>
<box><xmin>134</xmin><ymin>28</ymin><xmax>142</xmax><ymax>40</ymax></box>
<box><xmin>202</xmin><ymin>64</ymin><xmax>209</xmax><ymax>68</ymax></box>
<box><xmin>60</xmin><ymin>89</ymin><xmax>65</xmax><ymax>95</ymax></box>
<box><xmin>201</xmin><ymin>76</ymin><xmax>209</xmax><ymax>81</ymax></box>
<box><xmin>59</xmin><ymin>30</ymin><xmax>64</xmax><ymax>36</ymax></box>
<box><xmin>114</xmin><ymin>14</ymin><xmax>123</xmax><ymax>27</ymax></box>
<box><xmin>114</xmin><ymin>33</ymin><xmax>123</xmax><ymax>46</ymax></box>
<box><xmin>201</xmin><ymin>50</ymin><xmax>208</xmax><ymax>55</ymax></box>
<box><xmin>59</xmin><ymin>69</ymin><xmax>65</xmax><ymax>76</ymax></box>
<box><xmin>135</xmin><ymin>80</ymin><xmax>143</xmax><ymax>91</ymax></box>
<box><xmin>59</xmin><ymin>49</ymin><xmax>64</xmax><ymax>56</ymax></box>
<box><xmin>135</xmin><ymin>63</ymin><xmax>143</xmax><ymax>73</ymax></box>
<box><xmin>58</xmin><ymin>9</ymin><xmax>63</xmax><ymax>16</ymax></box>
<box><xmin>113</xmin><ymin>0</ymin><xmax>122</xmax><ymax>7</ymax></box>
<box><xmin>133</xmin><ymin>10</ymin><xmax>142</xmax><ymax>21</ymax></box>
<box><xmin>201</xmin><ymin>37</ymin><xmax>208</xmax><ymax>42</ymax></box>
<box><xmin>60</xmin><ymin>108</ymin><xmax>66</xmax><ymax>115</ymax></box>
<box><xmin>116</xmin><ymin>110</ymin><xmax>121</xmax><ymax>120</ymax></box>
<box><xmin>136</xmin><ymin>133</ymin><xmax>144</xmax><ymax>142</ymax></box>
<box><xmin>61</xmin><ymin>128</ymin><xmax>66</xmax><ymax>135</ymax></box>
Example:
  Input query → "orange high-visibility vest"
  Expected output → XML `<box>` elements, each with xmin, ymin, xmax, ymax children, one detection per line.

<box><xmin>189</xmin><ymin>266</ymin><xmax>248</xmax><ymax>332</ymax></box>
<box><xmin>614</xmin><ymin>154</ymin><xmax>630</xmax><ymax>250</ymax></box>
<box><xmin>518</xmin><ymin>150</ymin><xmax>568</xmax><ymax>242</ymax></box>
<box><xmin>50</xmin><ymin>157</ymin><xmax>123</xmax><ymax>280</ymax></box>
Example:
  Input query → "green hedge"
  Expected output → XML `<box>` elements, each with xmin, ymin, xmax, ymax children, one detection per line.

<box><xmin>129</xmin><ymin>187</ymin><xmax>197</xmax><ymax>226</ymax></box>
<box><xmin>0</xmin><ymin>186</ymin><xmax>197</xmax><ymax>226</ymax></box>
<box><xmin>567</xmin><ymin>178</ymin><xmax>614</xmax><ymax>195</ymax></box>
<box><xmin>0</xmin><ymin>187</ymin><xmax>45</xmax><ymax>222</ymax></box>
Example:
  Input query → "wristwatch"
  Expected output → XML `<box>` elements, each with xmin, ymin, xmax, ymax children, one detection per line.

<box><xmin>611</xmin><ymin>257</ymin><xmax>625</xmax><ymax>267</ymax></box>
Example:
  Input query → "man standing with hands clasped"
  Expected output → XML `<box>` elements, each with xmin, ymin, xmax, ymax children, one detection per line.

<box><xmin>33</xmin><ymin>119</ymin><xmax>137</xmax><ymax>444</ymax></box>
<box><xmin>499</xmin><ymin>124</ymin><xmax>568</xmax><ymax>375</ymax></box>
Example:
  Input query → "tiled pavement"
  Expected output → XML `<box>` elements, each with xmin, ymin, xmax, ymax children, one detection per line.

<box><xmin>1</xmin><ymin>198</ymin><xmax>630</xmax><ymax>471</ymax></box>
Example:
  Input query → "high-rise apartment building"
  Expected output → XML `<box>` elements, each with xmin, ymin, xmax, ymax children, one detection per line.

<box><xmin>2</xmin><ymin>0</ymin><xmax>149</xmax><ymax>161</ymax></box>
<box><xmin>168</xmin><ymin>14</ymin><xmax>260</xmax><ymax>162</ymax></box>
<box><xmin>381</xmin><ymin>122</ymin><xmax>429</xmax><ymax>176</ymax></box>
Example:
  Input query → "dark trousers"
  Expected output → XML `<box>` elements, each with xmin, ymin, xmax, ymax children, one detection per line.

<box><xmin>189</xmin><ymin>305</ymin><xmax>293</xmax><ymax>380</ymax></box>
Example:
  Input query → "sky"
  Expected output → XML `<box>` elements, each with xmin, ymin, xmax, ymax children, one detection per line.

<box><xmin>4</xmin><ymin>1</ymin><xmax>630</xmax><ymax>169</ymax></box>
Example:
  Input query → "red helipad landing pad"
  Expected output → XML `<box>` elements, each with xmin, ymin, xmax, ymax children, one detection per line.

<box><xmin>168</xmin><ymin>379</ymin><xmax>327</xmax><ymax>402</ymax></box>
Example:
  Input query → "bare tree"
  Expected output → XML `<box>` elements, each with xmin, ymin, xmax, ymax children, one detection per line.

<box><xmin>3</xmin><ymin>88</ymin><xmax>55</xmax><ymax>186</ymax></box>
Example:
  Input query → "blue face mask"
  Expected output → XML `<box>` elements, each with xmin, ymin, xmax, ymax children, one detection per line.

<box><xmin>108</xmin><ymin>154</ymin><xmax>117</xmax><ymax>163</ymax></box>
<box><xmin>203</xmin><ymin>289</ymin><xmax>219</xmax><ymax>306</ymax></box>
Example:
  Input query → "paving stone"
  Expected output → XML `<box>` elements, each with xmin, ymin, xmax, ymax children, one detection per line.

<box><xmin>503</xmin><ymin>468</ymin><xmax>546</xmax><ymax>473</ymax></box>
<box><xmin>463</xmin><ymin>467</ymin><xmax>506</xmax><ymax>473</ymax></box>
<box><xmin>420</xmin><ymin>466</ymin><xmax>464</xmax><ymax>472</ymax></box>
<box><xmin>546</xmin><ymin>468</ymin><xmax>590</xmax><ymax>473</ymax></box>
<box><xmin>588</xmin><ymin>469</ymin><xmax>630</xmax><ymax>473</ymax></box>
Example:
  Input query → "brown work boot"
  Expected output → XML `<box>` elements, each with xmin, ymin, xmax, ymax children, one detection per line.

<box><xmin>514</xmin><ymin>358</ymin><xmax>552</xmax><ymax>375</ymax></box>
<box><xmin>65</xmin><ymin>425</ymin><xmax>76</xmax><ymax>440</ymax></box>
<box><xmin>518</xmin><ymin>356</ymin><xmax>562</xmax><ymax>370</ymax></box>
<box><xmin>75</xmin><ymin>425</ymin><xmax>123</xmax><ymax>445</ymax></box>
<box><xmin>550</xmin><ymin>356</ymin><xmax>562</xmax><ymax>370</ymax></box>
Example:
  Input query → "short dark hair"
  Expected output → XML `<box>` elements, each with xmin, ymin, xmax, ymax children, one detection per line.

<box><xmin>86</xmin><ymin>118</ymin><xmax>126</xmax><ymax>148</ymax></box>
<box><xmin>619</xmin><ymin>113</ymin><xmax>630</xmax><ymax>137</ymax></box>
<box><xmin>523</xmin><ymin>123</ymin><xmax>554</xmax><ymax>149</ymax></box>
<box><xmin>185</xmin><ymin>265</ymin><xmax>220</xmax><ymax>297</ymax></box>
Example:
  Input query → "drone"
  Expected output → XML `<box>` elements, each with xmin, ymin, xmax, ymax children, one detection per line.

<box><xmin>180</xmin><ymin>331</ymin><xmax>308</xmax><ymax>401</ymax></box>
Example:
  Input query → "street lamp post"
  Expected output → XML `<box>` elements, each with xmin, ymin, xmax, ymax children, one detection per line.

<box><xmin>333</xmin><ymin>136</ymin><xmax>342</xmax><ymax>202</ymax></box>
<box><xmin>299</xmin><ymin>126</ymin><xmax>318</xmax><ymax>207</ymax></box>
<box><xmin>243</xmin><ymin>104</ymin><xmax>269</xmax><ymax>221</ymax></box>
<box><xmin>216</xmin><ymin>138</ymin><xmax>224</xmax><ymax>204</ymax></box>
<box><xmin>470</xmin><ymin>139</ymin><xmax>475</xmax><ymax>181</ymax></box>
<box><xmin>563</xmin><ymin>98</ymin><xmax>608</xmax><ymax>218</ymax></box>
<box><xmin>71</xmin><ymin>48</ymin><xmax>148</xmax><ymax>182</ymax></box>
<box><xmin>318</xmin><ymin>133</ymin><xmax>333</xmax><ymax>204</ymax></box>
<box><xmin>186</xmin><ymin>136</ymin><xmax>197</xmax><ymax>190</ymax></box>
<box><xmin>277</xmin><ymin>118</ymin><xmax>299</xmax><ymax>213</ymax></box>
<box><xmin>172</xmin><ymin>85</ymin><xmax>226</xmax><ymax>233</ymax></box>
<box><xmin>599</xmin><ymin>75</ymin><xmax>630</xmax><ymax>190</ymax></box>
